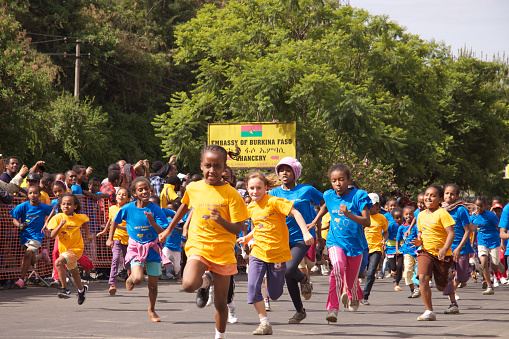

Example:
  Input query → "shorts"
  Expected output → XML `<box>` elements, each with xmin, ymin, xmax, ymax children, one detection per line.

<box><xmin>478</xmin><ymin>245</ymin><xmax>501</xmax><ymax>265</ymax></box>
<box><xmin>247</xmin><ymin>256</ymin><xmax>286</xmax><ymax>304</ymax></box>
<box><xmin>62</xmin><ymin>249</ymin><xmax>80</xmax><ymax>270</ymax></box>
<box><xmin>24</xmin><ymin>239</ymin><xmax>42</xmax><ymax>252</ymax></box>
<box><xmin>403</xmin><ymin>254</ymin><xmax>417</xmax><ymax>285</ymax></box>
<box><xmin>298</xmin><ymin>255</ymin><xmax>315</xmax><ymax>270</ymax></box>
<box><xmin>189</xmin><ymin>254</ymin><xmax>237</xmax><ymax>276</ymax></box>
<box><xmin>417</xmin><ymin>250</ymin><xmax>453</xmax><ymax>289</ymax></box>
<box><xmin>162</xmin><ymin>247</ymin><xmax>182</xmax><ymax>274</ymax></box>
<box><xmin>131</xmin><ymin>258</ymin><xmax>162</xmax><ymax>277</ymax></box>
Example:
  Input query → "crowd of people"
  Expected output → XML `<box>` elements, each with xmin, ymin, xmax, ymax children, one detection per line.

<box><xmin>1</xmin><ymin>147</ymin><xmax>509</xmax><ymax>338</ymax></box>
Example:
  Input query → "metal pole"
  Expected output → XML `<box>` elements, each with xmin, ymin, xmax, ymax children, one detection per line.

<box><xmin>74</xmin><ymin>41</ymin><xmax>80</xmax><ymax>98</ymax></box>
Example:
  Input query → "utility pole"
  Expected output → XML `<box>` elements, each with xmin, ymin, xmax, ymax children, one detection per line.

<box><xmin>75</xmin><ymin>40</ymin><xmax>80</xmax><ymax>98</ymax></box>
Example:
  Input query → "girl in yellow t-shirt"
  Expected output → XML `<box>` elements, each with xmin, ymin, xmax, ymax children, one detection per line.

<box><xmin>97</xmin><ymin>187</ymin><xmax>131</xmax><ymax>295</ymax></box>
<box><xmin>158</xmin><ymin>145</ymin><xmax>249</xmax><ymax>339</ymax></box>
<box><xmin>238</xmin><ymin>171</ymin><xmax>313</xmax><ymax>335</ymax></box>
<box><xmin>47</xmin><ymin>193</ymin><xmax>94</xmax><ymax>304</ymax></box>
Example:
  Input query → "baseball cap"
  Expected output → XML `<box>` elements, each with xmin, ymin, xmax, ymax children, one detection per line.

<box><xmin>26</xmin><ymin>172</ymin><xmax>41</xmax><ymax>182</ymax></box>
<box><xmin>491</xmin><ymin>203</ymin><xmax>503</xmax><ymax>210</ymax></box>
<box><xmin>368</xmin><ymin>193</ymin><xmax>380</xmax><ymax>205</ymax></box>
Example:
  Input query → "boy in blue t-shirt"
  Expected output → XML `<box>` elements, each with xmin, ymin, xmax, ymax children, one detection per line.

<box><xmin>9</xmin><ymin>186</ymin><xmax>53</xmax><ymax>288</ymax></box>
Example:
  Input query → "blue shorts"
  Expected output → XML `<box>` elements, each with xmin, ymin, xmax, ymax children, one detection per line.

<box><xmin>131</xmin><ymin>259</ymin><xmax>162</xmax><ymax>277</ymax></box>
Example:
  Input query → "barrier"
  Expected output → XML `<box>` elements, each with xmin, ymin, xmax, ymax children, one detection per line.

<box><xmin>0</xmin><ymin>196</ymin><xmax>247</xmax><ymax>282</ymax></box>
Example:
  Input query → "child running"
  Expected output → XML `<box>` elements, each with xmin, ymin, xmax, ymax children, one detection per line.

<box><xmin>97</xmin><ymin>187</ymin><xmax>131</xmax><ymax>295</ymax></box>
<box><xmin>311</xmin><ymin>164</ymin><xmax>371</xmax><ymax>323</ymax></box>
<box><xmin>388</xmin><ymin>207</ymin><xmax>404</xmax><ymax>291</ymax></box>
<box><xmin>238</xmin><ymin>171</ymin><xmax>313</xmax><ymax>335</ymax></box>
<box><xmin>412</xmin><ymin>186</ymin><xmax>455</xmax><ymax>321</ymax></box>
<box><xmin>396</xmin><ymin>206</ymin><xmax>420</xmax><ymax>298</ymax></box>
<box><xmin>441</xmin><ymin>184</ymin><xmax>474</xmax><ymax>313</ymax></box>
<box><xmin>107</xmin><ymin>177</ymin><xmax>169</xmax><ymax>322</ymax></box>
<box><xmin>158</xmin><ymin>145</ymin><xmax>249</xmax><ymax>339</ymax></box>
<box><xmin>9</xmin><ymin>185</ymin><xmax>53</xmax><ymax>288</ymax></box>
<box><xmin>46</xmin><ymin>193</ymin><xmax>94</xmax><ymax>304</ymax></box>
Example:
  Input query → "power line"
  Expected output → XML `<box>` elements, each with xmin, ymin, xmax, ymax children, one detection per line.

<box><xmin>30</xmin><ymin>38</ymin><xmax>68</xmax><ymax>44</ymax></box>
<box><xmin>26</xmin><ymin>32</ymin><xmax>79</xmax><ymax>39</ymax></box>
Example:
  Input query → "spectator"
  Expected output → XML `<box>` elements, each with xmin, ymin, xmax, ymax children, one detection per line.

<box><xmin>100</xmin><ymin>170</ymin><xmax>121</xmax><ymax>205</ymax></box>
<box><xmin>0</xmin><ymin>160</ymin><xmax>29</xmax><ymax>194</ymax></box>
<box><xmin>0</xmin><ymin>156</ymin><xmax>20</xmax><ymax>183</ymax></box>
<box><xmin>40</xmin><ymin>173</ymin><xmax>54</xmax><ymax>204</ymax></box>
<box><xmin>65</xmin><ymin>170</ymin><xmax>82</xmax><ymax>194</ymax></box>
<box><xmin>150</xmin><ymin>156</ymin><xmax>177</xmax><ymax>196</ymax></box>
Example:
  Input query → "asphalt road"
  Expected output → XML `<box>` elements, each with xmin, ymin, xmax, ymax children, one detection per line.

<box><xmin>1</xmin><ymin>272</ymin><xmax>507</xmax><ymax>338</ymax></box>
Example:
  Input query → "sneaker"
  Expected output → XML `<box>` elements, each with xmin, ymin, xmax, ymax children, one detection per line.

<box><xmin>227</xmin><ymin>305</ymin><xmax>238</xmax><ymax>324</ymax></box>
<box><xmin>206</xmin><ymin>285</ymin><xmax>215</xmax><ymax>307</ymax></box>
<box><xmin>252</xmin><ymin>322</ymin><xmax>273</xmax><ymax>335</ymax></box>
<box><xmin>58</xmin><ymin>288</ymin><xmax>71</xmax><ymax>299</ymax></box>
<box><xmin>481</xmin><ymin>280</ymin><xmax>488</xmax><ymax>289</ymax></box>
<box><xmin>500</xmin><ymin>277</ymin><xmax>508</xmax><ymax>285</ymax></box>
<box><xmin>109</xmin><ymin>284</ymin><xmax>116</xmax><ymax>295</ymax></box>
<box><xmin>160</xmin><ymin>272</ymin><xmax>174</xmax><ymax>280</ymax></box>
<box><xmin>321</xmin><ymin>266</ymin><xmax>330</xmax><ymax>276</ymax></box>
<box><xmin>264</xmin><ymin>298</ymin><xmax>271</xmax><ymax>312</ymax></box>
<box><xmin>394</xmin><ymin>285</ymin><xmax>403</xmax><ymax>291</ymax></box>
<box><xmin>311</xmin><ymin>266</ymin><xmax>320</xmax><ymax>274</ymax></box>
<box><xmin>493</xmin><ymin>279</ymin><xmax>500</xmax><ymax>288</ymax></box>
<box><xmin>341</xmin><ymin>292</ymin><xmax>348</xmax><ymax>308</ymax></box>
<box><xmin>325</xmin><ymin>309</ymin><xmax>338</xmax><ymax>323</ymax></box>
<box><xmin>78</xmin><ymin>285</ymin><xmax>88</xmax><ymax>305</ymax></box>
<box><xmin>300</xmin><ymin>276</ymin><xmax>312</xmax><ymax>300</ymax></box>
<box><xmin>482</xmin><ymin>286</ymin><xmax>494</xmax><ymax>295</ymax></box>
<box><xmin>458</xmin><ymin>282</ymin><xmax>467</xmax><ymax>288</ymax></box>
<box><xmin>14</xmin><ymin>278</ymin><xmax>25</xmax><ymax>289</ymax></box>
<box><xmin>41</xmin><ymin>249</ymin><xmax>51</xmax><ymax>265</ymax></box>
<box><xmin>348</xmin><ymin>299</ymin><xmax>359</xmax><ymax>312</ymax></box>
<box><xmin>288</xmin><ymin>309</ymin><xmax>306</xmax><ymax>324</ymax></box>
<box><xmin>411</xmin><ymin>288</ymin><xmax>421</xmax><ymax>298</ymax></box>
<box><xmin>417</xmin><ymin>310</ymin><xmax>436</xmax><ymax>321</ymax></box>
<box><xmin>196</xmin><ymin>271</ymin><xmax>213</xmax><ymax>308</ymax></box>
<box><xmin>49</xmin><ymin>280</ymin><xmax>61</xmax><ymax>288</ymax></box>
<box><xmin>408</xmin><ymin>292</ymin><xmax>414</xmax><ymax>298</ymax></box>
<box><xmin>360</xmin><ymin>298</ymin><xmax>370</xmax><ymax>305</ymax></box>
<box><xmin>444</xmin><ymin>302</ymin><xmax>459</xmax><ymax>314</ymax></box>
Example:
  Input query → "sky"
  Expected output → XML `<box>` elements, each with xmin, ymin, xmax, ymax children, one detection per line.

<box><xmin>352</xmin><ymin>0</ymin><xmax>509</xmax><ymax>60</ymax></box>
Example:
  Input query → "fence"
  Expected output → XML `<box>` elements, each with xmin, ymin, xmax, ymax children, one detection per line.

<box><xmin>0</xmin><ymin>196</ymin><xmax>247</xmax><ymax>281</ymax></box>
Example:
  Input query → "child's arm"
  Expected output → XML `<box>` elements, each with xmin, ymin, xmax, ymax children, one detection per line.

<box><xmin>500</xmin><ymin>227</ymin><xmax>509</xmax><ymax>240</ymax></box>
<box><xmin>96</xmin><ymin>218</ymin><xmax>111</xmax><ymax>237</ymax></box>
<box><xmin>453</xmin><ymin>223</ymin><xmax>473</xmax><ymax>261</ymax></box>
<box><xmin>309</xmin><ymin>204</ymin><xmax>328</xmax><ymax>228</ymax></box>
<box><xmin>237</xmin><ymin>228</ymin><xmax>255</xmax><ymax>245</ymax></box>
<box><xmin>288</xmin><ymin>208</ymin><xmax>314</xmax><ymax>245</ymax></box>
<box><xmin>42</xmin><ymin>208</ymin><xmax>57</xmax><ymax>232</ymax></box>
<box><xmin>160</xmin><ymin>203</ymin><xmax>189</xmax><ymax>242</ymax></box>
<box><xmin>395</xmin><ymin>230</ymin><xmax>401</xmax><ymax>255</ymax></box>
<box><xmin>106</xmin><ymin>221</ymin><xmax>118</xmax><ymax>248</ymax></box>
<box><xmin>182</xmin><ymin>209</ymin><xmax>193</xmax><ymax>240</ymax></box>
<box><xmin>12</xmin><ymin>218</ymin><xmax>22</xmax><ymax>229</ymax></box>
<box><xmin>437</xmin><ymin>226</ymin><xmax>455</xmax><ymax>261</ymax></box>
<box><xmin>50</xmin><ymin>219</ymin><xmax>67</xmax><ymax>239</ymax></box>
<box><xmin>209</xmin><ymin>208</ymin><xmax>244</xmax><ymax>235</ymax></box>
<box><xmin>144</xmin><ymin>212</ymin><xmax>165</xmax><ymax>233</ymax></box>
<box><xmin>340</xmin><ymin>204</ymin><xmax>370</xmax><ymax>228</ymax></box>
<box><xmin>82</xmin><ymin>222</ymin><xmax>94</xmax><ymax>243</ymax></box>
<box><xmin>411</xmin><ymin>231</ymin><xmax>422</xmax><ymax>247</ymax></box>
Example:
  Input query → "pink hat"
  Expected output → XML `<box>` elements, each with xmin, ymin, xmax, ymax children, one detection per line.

<box><xmin>275</xmin><ymin>157</ymin><xmax>302</xmax><ymax>181</ymax></box>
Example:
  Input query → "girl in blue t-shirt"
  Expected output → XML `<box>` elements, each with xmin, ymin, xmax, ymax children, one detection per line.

<box><xmin>471</xmin><ymin>196</ymin><xmax>501</xmax><ymax>295</ymax></box>
<box><xmin>269</xmin><ymin>157</ymin><xmax>323</xmax><ymax>324</ymax></box>
<box><xmin>311</xmin><ymin>164</ymin><xmax>371</xmax><ymax>323</ymax></box>
<box><xmin>441</xmin><ymin>184</ymin><xmax>474</xmax><ymax>313</ymax></box>
<box><xmin>108</xmin><ymin>177</ymin><xmax>169</xmax><ymax>323</ymax></box>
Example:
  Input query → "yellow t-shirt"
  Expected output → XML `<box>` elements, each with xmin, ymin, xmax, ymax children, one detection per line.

<box><xmin>40</xmin><ymin>190</ymin><xmax>50</xmax><ymax>205</ymax></box>
<box><xmin>321</xmin><ymin>213</ymin><xmax>331</xmax><ymax>240</ymax></box>
<box><xmin>248</xmin><ymin>195</ymin><xmax>293</xmax><ymax>263</ymax></box>
<box><xmin>160</xmin><ymin>184</ymin><xmax>179</xmax><ymax>208</ymax></box>
<box><xmin>183</xmin><ymin>180</ymin><xmax>249</xmax><ymax>265</ymax></box>
<box><xmin>365</xmin><ymin>213</ymin><xmax>389</xmax><ymax>253</ymax></box>
<box><xmin>109</xmin><ymin>205</ymin><xmax>128</xmax><ymax>245</ymax></box>
<box><xmin>417</xmin><ymin>207</ymin><xmax>455</xmax><ymax>256</ymax></box>
<box><xmin>47</xmin><ymin>213</ymin><xmax>89</xmax><ymax>257</ymax></box>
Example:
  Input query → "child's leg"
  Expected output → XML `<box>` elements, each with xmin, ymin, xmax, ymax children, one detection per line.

<box><xmin>77</xmin><ymin>254</ymin><xmax>94</xmax><ymax>271</ymax></box>
<box><xmin>54</xmin><ymin>256</ymin><xmax>68</xmax><ymax>288</ymax></box>
<box><xmin>479</xmin><ymin>255</ymin><xmax>492</xmax><ymax>287</ymax></box>
<box><xmin>20</xmin><ymin>248</ymin><xmax>35</xmax><ymax>280</ymax></box>
<box><xmin>395</xmin><ymin>254</ymin><xmax>404</xmax><ymax>285</ymax></box>
<box><xmin>417</xmin><ymin>252</ymin><xmax>435</xmax><ymax>311</ymax></box>
<box><xmin>212</xmin><ymin>273</ymin><xmax>231</xmax><ymax>334</ymax></box>
<box><xmin>247</xmin><ymin>257</ymin><xmax>268</xmax><ymax>320</ymax></box>
<box><xmin>68</xmin><ymin>267</ymin><xmax>84</xmax><ymax>290</ymax></box>
<box><xmin>285</xmin><ymin>241</ymin><xmax>309</xmax><ymax>312</ymax></box>
<box><xmin>490</xmin><ymin>247</ymin><xmax>501</xmax><ymax>273</ymax></box>
<box><xmin>327</xmin><ymin>246</ymin><xmax>345</xmax><ymax>310</ymax></box>
<box><xmin>121</xmin><ymin>244</ymin><xmax>130</xmax><ymax>271</ymax></box>
<box><xmin>147</xmin><ymin>275</ymin><xmax>160</xmax><ymax>322</ymax></box>
<box><xmin>52</xmin><ymin>238</ymin><xmax>60</xmax><ymax>280</ymax></box>
<box><xmin>109</xmin><ymin>240</ymin><xmax>122</xmax><ymax>285</ymax></box>
<box><xmin>363</xmin><ymin>251</ymin><xmax>382</xmax><ymax>299</ymax></box>
<box><xmin>345</xmin><ymin>253</ymin><xmax>363</xmax><ymax>301</ymax></box>
<box><xmin>182</xmin><ymin>257</ymin><xmax>210</xmax><ymax>292</ymax></box>
<box><xmin>126</xmin><ymin>261</ymin><xmax>146</xmax><ymax>291</ymax></box>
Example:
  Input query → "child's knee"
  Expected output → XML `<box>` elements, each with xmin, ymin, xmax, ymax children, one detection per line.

<box><xmin>182</xmin><ymin>278</ymin><xmax>196</xmax><ymax>292</ymax></box>
<box><xmin>24</xmin><ymin>250</ymin><xmax>33</xmax><ymax>259</ymax></box>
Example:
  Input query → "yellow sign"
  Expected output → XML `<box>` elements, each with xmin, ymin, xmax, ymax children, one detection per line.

<box><xmin>208</xmin><ymin>122</ymin><xmax>296</xmax><ymax>169</ymax></box>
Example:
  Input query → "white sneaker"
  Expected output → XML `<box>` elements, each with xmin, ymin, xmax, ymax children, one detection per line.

<box><xmin>493</xmin><ymin>277</ymin><xmax>500</xmax><ymax>288</ymax></box>
<box><xmin>417</xmin><ymin>310</ymin><xmax>436</xmax><ymax>321</ymax></box>
<box><xmin>321</xmin><ymin>265</ymin><xmax>330</xmax><ymax>276</ymax></box>
<box><xmin>311</xmin><ymin>266</ymin><xmax>320</xmax><ymax>274</ymax></box>
<box><xmin>206</xmin><ymin>285</ymin><xmax>215</xmax><ymax>306</ymax></box>
<box><xmin>264</xmin><ymin>298</ymin><xmax>271</xmax><ymax>312</ymax></box>
<box><xmin>500</xmin><ymin>277</ymin><xmax>508</xmax><ymax>285</ymax></box>
<box><xmin>227</xmin><ymin>305</ymin><xmax>238</xmax><ymax>324</ymax></box>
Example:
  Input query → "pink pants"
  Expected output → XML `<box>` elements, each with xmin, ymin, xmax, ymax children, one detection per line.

<box><xmin>52</xmin><ymin>238</ymin><xmax>94</xmax><ymax>279</ymax></box>
<box><xmin>327</xmin><ymin>246</ymin><xmax>363</xmax><ymax>311</ymax></box>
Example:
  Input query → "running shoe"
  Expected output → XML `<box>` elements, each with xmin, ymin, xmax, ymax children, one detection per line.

<box><xmin>482</xmin><ymin>286</ymin><xmax>494</xmax><ymax>295</ymax></box>
<box><xmin>500</xmin><ymin>277</ymin><xmax>508</xmax><ymax>285</ymax></box>
<box><xmin>481</xmin><ymin>280</ymin><xmax>487</xmax><ymax>289</ymax></box>
<box><xmin>252</xmin><ymin>323</ymin><xmax>273</xmax><ymax>335</ymax></box>
<box><xmin>321</xmin><ymin>265</ymin><xmax>330</xmax><ymax>276</ymax></box>
<box><xmin>417</xmin><ymin>310</ymin><xmax>436</xmax><ymax>321</ymax></box>
<box><xmin>341</xmin><ymin>292</ymin><xmax>349</xmax><ymax>308</ymax></box>
<box><xmin>394</xmin><ymin>285</ymin><xmax>403</xmax><ymax>291</ymax></box>
<box><xmin>311</xmin><ymin>266</ymin><xmax>320</xmax><ymax>274</ymax></box>
<box><xmin>206</xmin><ymin>285</ymin><xmax>215</xmax><ymax>307</ymax></box>
<box><xmin>410</xmin><ymin>288</ymin><xmax>421</xmax><ymax>298</ymax></box>
<box><xmin>288</xmin><ymin>309</ymin><xmax>306</xmax><ymax>324</ymax></box>
<box><xmin>444</xmin><ymin>302</ymin><xmax>459</xmax><ymax>314</ymax></box>
<box><xmin>325</xmin><ymin>309</ymin><xmax>338</xmax><ymax>323</ymax></box>
<box><xmin>78</xmin><ymin>285</ymin><xmax>88</xmax><ymax>305</ymax></box>
<box><xmin>360</xmin><ymin>298</ymin><xmax>370</xmax><ymax>305</ymax></box>
<box><xmin>300</xmin><ymin>276</ymin><xmax>312</xmax><ymax>300</ymax></box>
<box><xmin>264</xmin><ymin>298</ymin><xmax>271</xmax><ymax>312</ymax></box>
<box><xmin>58</xmin><ymin>288</ymin><xmax>71</xmax><ymax>299</ymax></box>
<box><xmin>196</xmin><ymin>271</ymin><xmax>213</xmax><ymax>308</ymax></box>
<box><xmin>49</xmin><ymin>280</ymin><xmax>61</xmax><ymax>288</ymax></box>
<box><xmin>109</xmin><ymin>284</ymin><xmax>116</xmax><ymax>295</ymax></box>
<box><xmin>227</xmin><ymin>305</ymin><xmax>238</xmax><ymax>324</ymax></box>
<box><xmin>348</xmin><ymin>299</ymin><xmax>359</xmax><ymax>312</ymax></box>
<box><xmin>14</xmin><ymin>278</ymin><xmax>25</xmax><ymax>289</ymax></box>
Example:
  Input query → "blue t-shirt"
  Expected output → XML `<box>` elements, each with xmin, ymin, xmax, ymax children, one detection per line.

<box><xmin>449</xmin><ymin>206</ymin><xmax>474</xmax><ymax>255</ymax></box>
<box><xmin>114</xmin><ymin>201</ymin><xmax>169</xmax><ymax>262</ymax></box>
<box><xmin>396</xmin><ymin>224</ymin><xmax>418</xmax><ymax>257</ymax></box>
<box><xmin>385</xmin><ymin>220</ymin><xmax>400</xmax><ymax>255</ymax></box>
<box><xmin>70</xmin><ymin>184</ymin><xmax>83</xmax><ymax>195</ymax></box>
<box><xmin>162</xmin><ymin>208</ymin><xmax>181</xmax><ymax>252</ymax></box>
<box><xmin>471</xmin><ymin>210</ymin><xmax>500</xmax><ymax>249</ymax></box>
<box><xmin>384</xmin><ymin>211</ymin><xmax>395</xmax><ymax>223</ymax></box>
<box><xmin>324</xmin><ymin>187</ymin><xmax>371</xmax><ymax>256</ymax></box>
<box><xmin>9</xmin><ymin>201</ymin><xmax>53</xmax><ymax>245</ymax></box>
<box><xmin>270</xmin><ymin>183</ymin><xmax>323</xmax><ymax>244</ymax></box>
<box><xmin>498</xmin><ymin>204</ymin><xmax>509</xmax><ymax>255</ymax></box>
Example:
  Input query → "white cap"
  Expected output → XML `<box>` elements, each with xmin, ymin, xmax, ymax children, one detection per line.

<box><xmin>368</xmin><ymin>193</ymin><xmax>380</xmax><ymax>205</ymax></box>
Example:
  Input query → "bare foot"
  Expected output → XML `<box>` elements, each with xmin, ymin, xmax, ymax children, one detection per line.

<box><xmin>148</xmin><ymin>310</ymin><xmax>161</xmax><ymax>322</ymax></box>
<box><xmin>126</xmin><ymin>277</ymin><xmax>135</xmax><ymax>291</ymax></box>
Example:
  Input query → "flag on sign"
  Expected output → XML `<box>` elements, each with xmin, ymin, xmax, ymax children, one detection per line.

<box><xmin>241</xmin><ymin>125</ymin><xmax>262</xmax><ymax>137</ymax></box>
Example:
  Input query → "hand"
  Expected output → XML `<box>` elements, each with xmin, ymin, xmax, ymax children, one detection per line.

<box><xmin>35</xmin><ymin>160</ymin><xmax>45</xmax><ymax>168</ymax></box>
<box><xmin>306</xmin><ymin>222</ymin><xmax>315</xmax><ymax>230</ymax></box>
<box><xmin>144</xmin><ymin>211</ymin><xmax>155</xmax><ymax>223</ymax></box>
<box><xmin>437</xmin><ymin>247</ymin><xmax>447</xmax><ymax>261</ymax></box>
<box><xmin>86</xmin><ymin>166</ymin><xmax>93</xmax><ymax>176</ymax></box>
<box><xmin>169</xmin><ymin>156</ymin><xmax>177</xmax><ymax>164</ymax></box>
<box><xmin>96</xmin><ymin>230</ymin><xmax>106</xmax><ymax>237</ymax></box>
<box><xmin>404</xmin><ymin>229</ymin><xmax>411</xmax><ymax>238</ymax></box>
<box><xmin>339</xmin><ymin>204</ymin><xmax>348</xmax><ymax>214</ymax></box>
<box><xmin>243</xmin><ymin>243</ymin><xmax>250</xmax><ymax>255</ymax></box>
<box><xmin>396</xmin><ymin>249</ymin><xmax>401</xmax><ymax>255</ymax></box>
<box><xmin>209</xmin><ymin>208</ymin><xmax>223</xmax><ymax>222</ymax></box>
<box><xmin>41</xmin><ymin>223</ymin><xmax>48</xmax><ymax>233</ymax></box>
<box><xmin>106</xmin><ymin>238</ymin><xmax>114</xmax><ymax>248</ymax></box>
<box><xmin>143</xmin><ymin>159</ymin><xmax>149</xmax><ymax>169</ymax></box>
<box><xmin>411</xmin><ymin>238</ymin><xmax>422</xmax><ymax>247</ymax></box>
<box><xmin>59</xmin><ymin>219</ymin><xmax>67</xmax><ymax>228</ymax></box>
<box><xmin>237</xmin><ymin>236</ymin><xmax>248</xmax><ymax>245</ymax></box>
<box><xmin>303</xmin><ymin>232</ymin><xmax>314</xmax><ymax>246</ymax></box>
<box><xmin>19</xmin><ymin>165</ymin><xmax>29</xmax><ymax>177</ymax></box>
<box><xmin>452</xmin><ymin>248</ymin><xmax>461</xmax><ymax>262</ymax></box>
<box><xmin>134</xmin><ymin>160</ymin><xmax>144</xmax><ymax>169</ymax></box>
<box><xmin>184</xmin><ymin>173</ymin><xmax>190</xmax><ymax>182</ymax></box>
<box><xmin>158</xmin><ymin>232</ymin><xmax>168</xmax><ymax>243</ymax></box>
<box><xmin>87</xmin><ymin>234</ymin><xmax>94</xmax><ymax>243</ymax></box>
